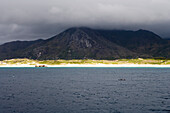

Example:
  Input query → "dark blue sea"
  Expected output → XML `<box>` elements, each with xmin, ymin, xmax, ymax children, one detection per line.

<box><xmin>0</xmin><ymin>67</ymin><xmax>170</xmax><ymax>113</ymax></box>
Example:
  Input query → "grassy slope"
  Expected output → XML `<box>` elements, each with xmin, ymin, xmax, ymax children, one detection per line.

<box><xmin>0</xmin><ymin>58</ymin><xmax>170</xmax><ymax>65</ymax></box>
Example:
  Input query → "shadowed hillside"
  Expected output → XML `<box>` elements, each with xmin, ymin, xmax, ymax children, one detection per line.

<box><xmin>0</xmin><ymin>27</ymin><xmax>169</xmax><ymax>60</ymax></box>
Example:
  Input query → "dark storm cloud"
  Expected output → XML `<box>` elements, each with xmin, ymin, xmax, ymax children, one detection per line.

<box><xmin>0</xmin><ymin>0</ymin><xmax>170</xmax><ymax>44</ymax></box>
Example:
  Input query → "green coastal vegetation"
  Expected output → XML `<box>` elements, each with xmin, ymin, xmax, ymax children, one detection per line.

<box><xmin>0</xmin><ymin>58</ymin><xmax>170</xmax><ymax>66</ymax></box>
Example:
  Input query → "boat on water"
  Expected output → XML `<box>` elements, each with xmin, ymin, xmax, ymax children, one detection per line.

<box><xmin>35</xmin><ymin>64</ymin><xmax>47</xmax><ymax>67</ymax></box>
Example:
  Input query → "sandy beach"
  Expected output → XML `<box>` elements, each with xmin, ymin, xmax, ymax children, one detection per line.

<box><xmin>0</xmin><ymin>64</ymin><xmax>170</xmax><ymax>67</ymax></box>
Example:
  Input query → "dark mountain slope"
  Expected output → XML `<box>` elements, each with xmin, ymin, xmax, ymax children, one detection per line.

<box><xmin>22</xmin><ymin>28</ymin><xmax>136</xmax><ymax>60</ymax></box>
<box><xmin>0</xmin><ymin>39</ymin><xmax>44</xmax><ymax>60</ymax></box>
<box><xmin>0</xmin><ymin>27</ymin><xmax>169</xmax><ymax>60</ymax></box>
<box><xmin>96</xmin><ymin>29</ymin><xmax>165</xmax><ymax>54</ymax></box>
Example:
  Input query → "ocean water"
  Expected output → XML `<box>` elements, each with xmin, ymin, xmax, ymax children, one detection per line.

<box><xmin>0</xmin><ymin>67</ymin><xmax>170</xmax><ymax>113</ymax></box>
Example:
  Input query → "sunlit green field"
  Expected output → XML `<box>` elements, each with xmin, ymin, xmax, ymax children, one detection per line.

<box><xmin>0</xmin><ymin>58</ymin><xmax>170</xmax><ymax>65</ymax></box>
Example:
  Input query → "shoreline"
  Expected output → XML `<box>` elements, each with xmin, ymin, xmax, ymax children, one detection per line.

<box><xmin>0</xmin><ymin>64</ymin><xmax>170</xmax><ymax>68</ymax></box>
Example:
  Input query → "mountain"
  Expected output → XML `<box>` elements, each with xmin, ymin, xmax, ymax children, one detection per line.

<box><xmin>0</xmin><ymin>27</ymin><xmax>169</xmax><ymax>60</ymax></box>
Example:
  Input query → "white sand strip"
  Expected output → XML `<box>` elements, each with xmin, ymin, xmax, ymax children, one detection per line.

<box><xmin>0</xmin><ymin>64</ymin><xmax>170</xmax><ymax>67</ymax></box>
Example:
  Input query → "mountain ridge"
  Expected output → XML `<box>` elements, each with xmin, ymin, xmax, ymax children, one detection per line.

<box><xmin>0</xmin><ymin>27</ymin><xmax>169</xmax><ymax>60</ymax></box>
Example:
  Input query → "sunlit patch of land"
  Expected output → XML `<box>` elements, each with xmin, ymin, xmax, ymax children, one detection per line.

<box><xmin>0</xmin><ymin>58</ymin><xmax>170</xmax><ymax>67</ymax></box>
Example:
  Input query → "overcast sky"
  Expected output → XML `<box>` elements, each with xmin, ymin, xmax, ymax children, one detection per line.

<box><xmin>0</xmin><ymin>0</ymin><xmax>170</xmax><ymax>44</ymax></box>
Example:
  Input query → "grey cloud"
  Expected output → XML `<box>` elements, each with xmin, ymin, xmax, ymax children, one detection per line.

<box><xmin>0</xmin><ymin>0</ymin><xmax>170</xmax><ymax>44</ymax></box>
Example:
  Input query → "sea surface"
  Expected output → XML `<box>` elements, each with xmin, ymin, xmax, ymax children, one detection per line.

<box><xmin>0</xmin><ymin>67</ymin><xmax>170</xmax><ymax>113</ymax></box>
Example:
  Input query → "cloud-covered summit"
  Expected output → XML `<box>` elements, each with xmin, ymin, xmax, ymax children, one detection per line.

<box><xmin>0</xmin><ymin>0</ymin><xmax>170</xmax><ymax>44</ymax></box>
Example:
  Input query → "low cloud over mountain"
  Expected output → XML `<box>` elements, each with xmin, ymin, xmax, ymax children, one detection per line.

<box><xmin>0</xmin><ymin>0</ymin><xmax>170</xmax><ymax>43</ymax></box>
